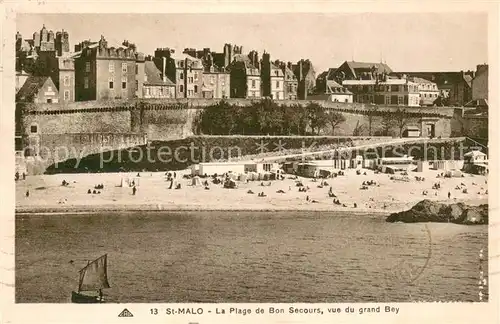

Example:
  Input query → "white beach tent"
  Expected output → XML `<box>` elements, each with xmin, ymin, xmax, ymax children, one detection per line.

<box><xmin>191</xmin><ymin>176</ymin><xmax>201</xmax><ymax>186</ymax></box>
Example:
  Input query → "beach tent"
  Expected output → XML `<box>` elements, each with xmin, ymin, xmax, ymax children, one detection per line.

<box><xmin>445</xmin><ymin>170</ymin><xmax>463</xmax><ymax>178</ymax></box>
<box><xmin>191</xmin><ymin>176</ymin><xmax>201</xmax><ymax>186</ymax></box>
<box><xmin>224</xmin><ymin>178</ymin><xmax>237</xmax><ymax>189</ymax></box>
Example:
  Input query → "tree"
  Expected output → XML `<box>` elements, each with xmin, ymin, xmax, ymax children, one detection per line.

<box><xmin>307</xmin><ymin>103</ymin><xmax>328</xmax><ymax>135</ymax></box>
<box><xmin>381</xmin><ymin>112</ymin><xmax>394</xmax><ymax>136</ymax></box>
<box><xmin>352</xmin><ymin>120</ymin><xmax>366</xmax><ymax>136</ymax></box>
<box><xmin>366</xmin><ymin>105</ymin><xmax>379</xmax><ymax>136</ymax></box>
<box><xmin>326</xmin><ymin>111</ymin><xmax>346</xmax><ymax>136</ymax></box>
<box><xmin>394</xmin><ymin>108</ymin><xmax>410</xmax><ymax>138</ymax></box>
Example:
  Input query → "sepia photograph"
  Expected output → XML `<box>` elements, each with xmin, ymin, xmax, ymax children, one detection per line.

<box><xmin>12</xmin><ymin>10</ymin><xmax>490</xmax><ymax>307</ymax></box>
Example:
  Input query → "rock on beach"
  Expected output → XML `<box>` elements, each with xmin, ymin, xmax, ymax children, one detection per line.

<box><xmin>386</xmin><ymin>199</ymin><xmax>488</xmax><ymax>224</ymax></box>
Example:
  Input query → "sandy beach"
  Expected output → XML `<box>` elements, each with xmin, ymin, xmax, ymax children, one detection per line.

<box><xmin>15</xmin><ymin>167</ymin><xmax>488</xmax><ymax>214</ymax></box>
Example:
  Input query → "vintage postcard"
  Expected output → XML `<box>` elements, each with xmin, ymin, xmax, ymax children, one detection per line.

<box><xmin>1</xmin><ymin>1</ymin><xmax>498</xmax><ymax>324</ymax></box>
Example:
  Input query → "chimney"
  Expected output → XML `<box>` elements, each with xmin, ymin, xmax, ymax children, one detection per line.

<box><xmin>299</xmin><ymin>60</ymin><xmax>303</xmax><ymax>81</ymax></box>
<box><xmin>162</xmin><ymin>57</ymin><xmax>167</xmax><ymax>82</ymax></box>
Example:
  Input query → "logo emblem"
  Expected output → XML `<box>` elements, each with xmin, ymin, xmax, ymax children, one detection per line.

<box><xmin>118</xmin><ymin>308</ymin><xmax>134</xmax><ymax>317</ymax></box>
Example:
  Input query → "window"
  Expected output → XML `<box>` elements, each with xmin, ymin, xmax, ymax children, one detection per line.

<box><xmin>135</xmin><ymin>64</ymin><xmax>138</xmax><ymax>75</ymax></box>
<box><xmin>109</xmin><ymin>62</ymin><xmax>114</xmax><ymax>73</ymax></box>
<box><xmin>46</xmin><ymin>99</ymin><xmax>52</xmax><ymax>103</ymax></box>
<box><xmin>109</xmin><ymin>77</ymin><xmax>114</xmax><ymax>89</ymax></box>
<box><xmin>179</xmin><ymin>85</ymin><xmax>184</xmax><ymax>92</ymax></box>
<box><xmin>398</xmin><ymin>96</ymin><xmax>404</xmax><ymax>105</ymax></box>
<box><xmin>85</xmin><ymin>62</ymin><xmax>90</xmax><ymax>72</ymax></box>
<box><xmin>391</xmin><ymin>85</ymin><xmax>399</xmax><ymax>92</ymax></box>
<box><xmin>194</xmin><ymin>72</ymin><xmax>198</xmax><ymax>81</ymax></box>
<box><xmin>122</xmin><ymin>62</ymin><xmax>127</xmax><ymax>73</ymax></box>
<box><xmin>47</xmin><ymin>86</ymin><xmax>53</xmax><ymax>92</ymax></box>
<box><xmin>64</xmin><ymin>90</ymin><xmax>70</xmax><ymax>101</ymax></box>
<box><xmin>84</xmin><ymin>77</ymin><xmax>89</xmax><ymax>89</ymax></box>
<box><xmin>276</xmin><ymin>81</ymin><xmax>280</xmax><ymax>88</ymax></box>
<box><xmin>189</xmin><ymin>77</ymin><xmax>193</xmax><ymax>84</ymax></box>
<box><xmin>30</xmin><ymin>125</ymin><xmax>38</xmax><ymax>133</ymax></box>
<box><xmin>135</xmin><ymin>80</ymin><xmax>138</xmax><ymax>91</ymax></box>
<box><xmin>179</xmin><ymin>72</ymin><xmax>184</xmax><ymax>80</ymax></box>
<box><xmin>180</xmin><ymin>61</ymin><xmax>184</xmax><ymax>68</ymax></box>
<box><xmin>64</xmin><ymin>76</ymin><xmax>70</xmax><ymax>86</ymax></box>
<box><xmin>122</xmin><ymin>76</ymin><xmax>127</xmax><ymax>89</ymax></box>
<box><xmin>194</xmin><ymin>85</ymin><xmax>198</xmax><ymax>93</ymax></box>
<box><xmin>252</xmin><ymin>80</ymin><xmax>256</xmax><ymax>88</ymax></box>
<box><xmin>385</xmin><ymin>95</ymin><xmax>391</xmax><ymax>105</ymax></box>
<box><xmin>145</xmin><ymin>88</ymin><xmax>150</xmax><ymax>96</ymax></box>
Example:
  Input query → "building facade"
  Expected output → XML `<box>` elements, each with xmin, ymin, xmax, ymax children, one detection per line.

<box><xmin>74</xmin><ymin>36</ymin><xmax>145</xmax><ymax>101</ymax></box>
<box><xmin>333</xmin><ymin>61</ymin><xmax>393</xmax><ymax>83</ymax></box>
<box><xmin>391</xmin><ymin>71</ymin><xmax>474</xmax><ymax>106</ymax></box>
<box><xmin>153</xmin><ymin>48</ymin><xmax>203</xmax><ymax>99</ymax></box>
<box><xmin>278</xmin><ymin>61</ymin><xmax>298</xmax><ymax>100</ymax></box>
<box><xmin>342</xmin><ymin>77</ymin><xmax>420</xmax><ymax>107</ymax></box>
<box><xmin>16</xmin><ymin>76</ymin><xmax>59</xmax><ymax>103</ymax></box>
<box><xmin>228</xmin><ymin>52</ymin><xmax>261</xmax><ymax>99</ymax></box>
<box><xmin>408</xmin><ymin>77</ymin><xmax>440</xmax><ymax>106</ymax></box>
<box><xmin>261</xmin><ymin>53</ymin><xmax>285</xmax><ymax>100</ymax></box>
<box><xmin>142</xmin><ymin>61</ymin><xmax>175</xmax><ymax>99</ymax></box>
<box><xmin>201</xmin><ymin>66</ymin><xmax>230</xmax><ymax>99</ymax></box>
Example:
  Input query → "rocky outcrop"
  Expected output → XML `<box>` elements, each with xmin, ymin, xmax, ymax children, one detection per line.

<box><xmin>386</xmin><ymin>200</ymin><xmax>488</xmax><ymax>224</ymax></box>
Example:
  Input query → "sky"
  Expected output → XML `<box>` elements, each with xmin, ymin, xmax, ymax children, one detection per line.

<box><xmin>16</xmin><ymin>13</ymin><xmax>488</xmax><ymax>74</ymax></box>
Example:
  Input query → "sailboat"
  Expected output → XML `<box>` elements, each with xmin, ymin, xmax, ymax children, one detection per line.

<box><xmin>71</xmin><ymin>254</ymin><xmax>111</xmax><ymax>303</ymax></box>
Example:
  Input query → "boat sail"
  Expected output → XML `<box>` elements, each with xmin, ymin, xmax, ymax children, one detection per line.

<box><xmin>71</xmin><ymin>254</ymin><xmax>110</xmax><ymax>303</ymax></box>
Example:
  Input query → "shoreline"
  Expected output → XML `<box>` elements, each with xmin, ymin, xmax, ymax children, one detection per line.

<box><xmin>15</xmin><ymin>168</ymin><xmax>488</xmax><ymax>217</ymax></box>
<box><xmin>15</xmin><ymin>204</ymin><xmax>392</xmax><ymax>215</ymax></box>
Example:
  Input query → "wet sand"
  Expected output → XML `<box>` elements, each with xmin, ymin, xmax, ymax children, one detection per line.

<box><xmin>15</xmin><ymin>168</ymin><xmax>488</xmax><ymax>214</ymax></box>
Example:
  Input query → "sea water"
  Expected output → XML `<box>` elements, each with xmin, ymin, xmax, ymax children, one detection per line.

<box><xmin>15</xmin><ymin>211</ymin><xmax>488</xmax><ymax>303</ymax></box>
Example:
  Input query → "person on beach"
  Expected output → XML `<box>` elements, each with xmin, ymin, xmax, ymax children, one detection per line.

<box><xmin>15</xmin><ymin>172</ymin><xmax>19</xmax><ymax>181</ymax></box>
<box><xmin>133</xmin><ymin>186</ymin><xmax>137</xmax><ymax>195</ymax></box>
<box><xmin>22</xmin><ymin>172</ymin><xmax>26</xmax><ymax>180</ymax></box>
<box><xmin>26</xmin><ymin>190</ymin><xmax>29</xmax><ymax>197</ymax></box>
<box><xmin>448</xmin><ymin>191</ymin><xmax>451</xmax><ymax>199</ymax></box>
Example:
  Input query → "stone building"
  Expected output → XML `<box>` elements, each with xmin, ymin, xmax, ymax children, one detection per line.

<box><xmin>342</xmin><ymin>76</ymin><xmax>420</xmax><ymax>107</ymax></box>
<box><xmin>333</xmin><ymin>61</ymin><xmax>393</xmax><ymax>83</ymax></box>
<box><xmin>153</xmin><ymin>48</ymin><xmax>203</xmax><ymax>99</ymax></box>
<box><xmin>292</xmin><ymin>59</ymin><xmax>316</xmax><ymax>99</ymax></box>
<box><xmin>260</xmin><ymin>53</ymin><xmax>285</xmax><ymax>100</ymax></box>
<box><xmin>228</xmin><ymin>51</ymin><xmax>261</xmax><ymax>99</ymax></box>
<box><xmin>276</xmin><ymin>61</ymin><xmax>298</xmax><ymax>100</ymax></box>
<box><xmin>408</xmin><ymin>77</ymin><xmax>440</xmax><ymax>106</ymax></box>
<box><xmin>201</xmin><ymin>65</ymin><xmax>230</xmax><ymax>99</ymax></box>
<box><xmin>391</xmin><ymin>71</ymin><xmax>474</xmax><ymax>106</ymax></box>
<box><xmin>315</xmin><ymin>68</ymin><xmax>338</xmax><ymax>94</ymax></box>
<box><xmin>472</xmin><ymin>64</ymin><xmax>488</xmax><ymax>101</ymax></box>
<box><xmin>16</xmin><ymin>26</ymin><xmax>74</xmax><ymax>102</ymax></box>
<box><xmin>16</xmin><ymin>76</ymin><xmax>59</xmax><ymax>103</ymax></box>
<box><xmin>189</xmin><ymin>49</ymin><xmax>231</xmax><ymax>99</ymax></box>
<box><xmin>142</xmin><ymin>61</ymin><xmax>176</xmax><ymax>99</ymax></box>
<box><xmin>74</xmin><ymin>36</ymin><xmax>145</xmax><ymax>101</ymax></box>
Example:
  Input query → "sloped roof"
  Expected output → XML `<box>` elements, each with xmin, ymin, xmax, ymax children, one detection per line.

<box><xmin>409</xmin><ymin>77</ymin><xmax>435</xmax><ymax>84</ymax></box>
<box><xmin>16</xmin><ymin>76</ymin><xmax>51</xmax><ymax>102</ymax></box>
<box><xmin>327</xmin><ymin>68</ymin><xmax>337</xmax><ymax>80</ymax></box>
<box><xmin>464</xmin><ymin>150</ymin><xmax>486</xmax><ymax>157</ymax></box>
<box><xmin>344</xmin><ymin>61</ymin><xmax>393</xmax><ymax>77</ymax></box>
<box><xmin>463</xmin><ymin>74</ymin><xmax>473</xmax><ymax>87</ymax></box>
<box><xmin>144</xmin><ymin>61</ymin><xmax>175</xmax><ymax>86</ymax></box>
<box><xmin>391</xmin><ymin>71</ymin><xmax>473</xmax><ymax>88</ymax></box>
<box><xmin>465</xmin><ymin>98</ymin><xmax>488</xmax><ymax>108</ymax></box>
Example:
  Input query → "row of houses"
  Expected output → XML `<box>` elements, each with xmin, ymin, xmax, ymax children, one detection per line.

<box><xmin>314</xmin><ymin>61</ymin><xmax>489</xmax><ymax>108</ymax></box>
<box><xmin>16</xmin><ymin>25</ymin><xmax>488</xmax><ymax>108</ymax></box>
<box><xmin>15</xmin><ymin>26</ymin><xmax>316</xmax><ymax>103</ymax></box>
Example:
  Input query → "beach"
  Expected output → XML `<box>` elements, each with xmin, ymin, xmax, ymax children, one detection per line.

<box><xmin>15</xmin><ymin>168</ymin><xmax>488</xmax><ymax>214</ymax></box>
